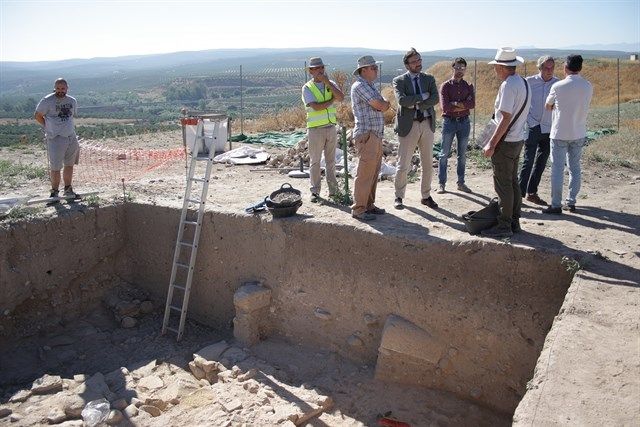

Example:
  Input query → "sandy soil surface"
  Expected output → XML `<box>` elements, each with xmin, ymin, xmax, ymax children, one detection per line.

<box><xmin>1</xmin><ymin>128</ymin><xmax>638</xmax><ymax>425</ymax></box>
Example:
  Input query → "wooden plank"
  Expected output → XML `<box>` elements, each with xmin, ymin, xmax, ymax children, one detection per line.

<box><xmin>25</xmin><ymin>191</ymin><xmax>100</xmax><ymax>205</ymax></box>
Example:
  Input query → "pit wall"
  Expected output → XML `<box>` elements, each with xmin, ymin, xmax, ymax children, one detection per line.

<box><xmin>123</xmin><ymin>203</ymin><xmax>573</xmax><ymax>414</ymax></box>
<box><xmin>0</xmin><ymin>206</ymin><xmax>127</xmax><ymax>338</ymax></box>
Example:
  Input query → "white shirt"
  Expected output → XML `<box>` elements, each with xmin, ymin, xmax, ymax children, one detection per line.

<box><xmin>526</xmin><ymin>73</ymin><xmax>559</xmax><ymax>133</ymax></box>
<box><xmin>494</xmin><ymin>74</ymin><xmax>531</xmax><ymax>142</ymax></box>
<box><xmin>546</xmin><ymin>74</ymin><xmax>593</xmax><ymax>140</ymax></box>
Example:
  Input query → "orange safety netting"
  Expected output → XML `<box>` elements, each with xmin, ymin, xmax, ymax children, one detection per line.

<box><xmin>71</xmin><ymin>139</ymin><xmax>187</xmax><ymax>187</ymax></box>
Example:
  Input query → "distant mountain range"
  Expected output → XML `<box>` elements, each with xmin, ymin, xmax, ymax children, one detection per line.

<box><xmin>560</xmin><ymin>42</ymin><xmax>639</xmax><ymax>52</ymax></box>
<box><xmin>1</xmin><ymin>46</ymin><xmax>636</xmax><ymax>97</ymax></box>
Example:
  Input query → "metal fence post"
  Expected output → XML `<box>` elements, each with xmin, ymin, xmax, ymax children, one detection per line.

<box><xmin>617</xmin><ymin>58</ymin><xmax>620</xmax><ymax>130</ymax></box>
<box><xmin>304</xmin><ymin>60</ymin><xmax>308</xmax><ymax>84</ymax></box>
<box><xmin>240</xmin><ymin>64</ymin><xmax>244</xmax><ymax>135</ymax></box>
<box><xmin>341</xmin><ymin>126</ymin><xmax>350</xmax><ymax>205</ymax></box>
<box><xmin>473</xmin><ymin>59</ymin><xmax>477</xmax><ymax>143</ymax></box>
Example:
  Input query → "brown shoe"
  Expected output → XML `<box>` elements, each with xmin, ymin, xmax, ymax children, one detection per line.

<box><xmin>526</xmin><ymin>193</ymin><xmax>548</xmax><ymax>206</ymax></box>
<box><xmin>421</xmin><ymin>196</ymin><xmax>438</xmax><ymax>209</ymax></box>
<box><xmin>352</xmin><ymin>212</ymin><xmax>376</xmax><ymax>221</ymax></box>
<box><xmin>366</xmin><ymin>206</ymin><xmax>386</xmax><ymax>215</ymax></box>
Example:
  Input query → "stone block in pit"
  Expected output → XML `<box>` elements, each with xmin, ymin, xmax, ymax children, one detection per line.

<box><xmin>234</xmin><ymin>282</ymin><xmax>272</xmax><ymax>313</ymax></box>
<box><xmin>233</xmin><ymin>283</ymin><xmax>271</xmax><ymax>346</ymax></box>
<box><xmin>375</xmin><ymin>314</ymin><xmax>447</xmax><ymax>385</ymax></box>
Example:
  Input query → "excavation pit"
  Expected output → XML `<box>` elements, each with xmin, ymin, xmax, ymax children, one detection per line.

<box><xmin>0</xmin><ymin>203</ymin><xmax>574</xmax><ymax>425</ymax></box>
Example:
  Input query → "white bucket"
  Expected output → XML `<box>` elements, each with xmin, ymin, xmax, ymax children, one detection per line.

<box><xmin>185</xmin><ymin>119</ymin><xmax>228</xmax><ymax>154</ymax></box>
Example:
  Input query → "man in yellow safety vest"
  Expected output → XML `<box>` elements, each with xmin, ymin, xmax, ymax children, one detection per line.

<box><xmin>301</xmin><ymin>57</ymin><xmax>344</xmax><ymax>202</ymax></box>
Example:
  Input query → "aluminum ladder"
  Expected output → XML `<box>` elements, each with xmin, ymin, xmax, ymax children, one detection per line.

<box><xmin>162</xmin><ymin>118</ymin><xmax>217</xmax><ymax>341</ymax></box>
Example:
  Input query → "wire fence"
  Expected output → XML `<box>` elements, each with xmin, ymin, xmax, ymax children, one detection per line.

<box><xmin>190</xmin><ymin>58</ymin><xmax>638</xmax><ymax>138</ymax></box>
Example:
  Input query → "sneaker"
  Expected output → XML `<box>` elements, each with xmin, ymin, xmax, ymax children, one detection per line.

<box><xmin>481</xmin><ymin>224</ymin><xmax>513</xmax><ymax>238</ymax></box>
<box><xmin>421</xmin><ymin>196</ymin><xmax>438</xmax><ymax>209</ymax></box>
<box><xmin>310</xmin><ymin>193</ymin><xmax>319</xmax><ymax>203</ymax></box>
<box><xmin>63</xmin><ymin>185</ymin><xmax>79</xmax><ymax>200</ymax></box>
<box><xmin>47</xmin><ymin>189</ymin><xmax>60</xmax><ymax>206</ymax></box>
<box><xmin>525</xmin><ymin>193</ymin><xmax>548</xmax><ymax>206</ymax></box>
<box><xmin>542</xmin><ymin>206</ymin><xmax>562</xmax><ymax>214</ymax></box>
<box><xmin>394</xmin><ymin>197</ymin><xmax>404</xmax><ymax>209</ymax></box>
<box><xmin>436</xmin><ymin>184</ymin><xmax>446</xmax><ymax>194</ymax></box>
<box><xmin>563</xmin><ymin>204</ymin><xmax>576</xmax><ymax>212</ymax></box>
<box><xmin>457</xmin><ymin>183</ymin><xmax>472</xmax><ymax>193</ymax></box>
<box><xmin>511</xmin><ymin>219</ymin><xmax>522</xmax><ymax>233</ymax></box>
<box><xmin>366</xmin><ymin>206</ymin><xmax>386</xmax><ymax>215</ymax></box>
<box><xmin>352</xmin><ymin>212</ymin><xmax>376</xmax><ymax>221</ymax></box>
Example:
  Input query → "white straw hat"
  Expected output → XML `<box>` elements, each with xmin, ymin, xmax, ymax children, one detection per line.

<box><xmin>488</xmin><ymin>47</ymin><xmax>524</xmax><ymax>66</ymax></box>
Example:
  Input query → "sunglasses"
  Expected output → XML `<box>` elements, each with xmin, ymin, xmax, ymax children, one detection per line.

<box><xmin>453</xmin><ymin>66</ymin><xmax>467</xmax><ymax>70</ymax></box>
<box><xmin>311</xmin><ymin>66</ymin><xmax>325</xmax><ymax>70</ymax></box>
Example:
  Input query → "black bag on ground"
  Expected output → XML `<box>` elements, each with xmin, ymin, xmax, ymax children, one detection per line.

<box><xmin>461</xmin><ymin>198</ymin><xmax>500</xmax><ymax>235</ymax></box>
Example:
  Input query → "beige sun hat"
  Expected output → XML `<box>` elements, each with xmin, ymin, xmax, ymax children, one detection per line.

<box><xmin>352</xmin><ymin>55</ymin><xmax>382</xmax><ymax>75</ymax></box>
<box><xmin>488</xmin><ymin>47</ymin><xmax>524</xmax><ymax>66</ymax></box>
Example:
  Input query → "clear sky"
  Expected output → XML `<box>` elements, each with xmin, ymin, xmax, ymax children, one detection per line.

<box><xmin>1</xmin><ymin>0</ymin><xmax>638</xmax><ymax>62</ymax></box>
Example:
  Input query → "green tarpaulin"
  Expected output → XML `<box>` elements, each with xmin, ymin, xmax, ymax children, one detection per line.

<box><xmin>230</xmin><ymin>131</ymin><xmax>306</xmax><ymax>147</ymax></box>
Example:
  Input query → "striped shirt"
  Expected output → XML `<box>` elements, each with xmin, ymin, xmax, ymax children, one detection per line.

<box><xmin>526</xmin><ymin>73</ymin><xmax>559</xmax><ymax>133</ymax></box>
<box><xmin>351</xmin><ymin>76</ymin><xmax>385</xmax><ymax>139</ymax></box>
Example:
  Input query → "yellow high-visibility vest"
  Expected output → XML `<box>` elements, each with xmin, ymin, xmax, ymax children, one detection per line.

<box><xmin>303</xmin><ymin>81</ymin><xmax>337</xmax><ymax>128</ymax></box>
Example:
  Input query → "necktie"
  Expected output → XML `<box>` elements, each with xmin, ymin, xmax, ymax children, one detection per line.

<box><xmin>414</xmin><ymin>77</ymin><xmax>424</xmax><ymax>122</ymax></box>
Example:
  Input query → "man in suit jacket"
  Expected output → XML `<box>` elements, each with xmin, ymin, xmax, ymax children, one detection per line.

<box><xmin>392</xmin><ymin>48</ymin><xmax>439</xmax><ymax>210</ymax></box>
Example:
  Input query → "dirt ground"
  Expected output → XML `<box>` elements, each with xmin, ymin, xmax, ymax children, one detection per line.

<box><xmin>1</xmin><ymin>127</ymin><xmax>639</xmax><ymax>425</ymax></box>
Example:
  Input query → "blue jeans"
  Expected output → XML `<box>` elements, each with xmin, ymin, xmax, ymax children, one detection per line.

<box><xmin>518</xmin><ymin>125</ymin><xmax>550</xmax><ymax>196</ymax></box>
<box><xmin>550</xmin><ymin>138</ymin><xmax>585</xmax><ymax>208</ymax></box>
<box><xmin>438</xmin><ymin>116</ymin><xmax>470</xmax><ymax>185</ymax></box>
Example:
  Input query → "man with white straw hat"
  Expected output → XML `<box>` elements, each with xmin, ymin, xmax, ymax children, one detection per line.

<box><xmin>302</xmin><ymin>57</ymin><xmax>344</xmax><ymax>203</ymax></box>
<box><xmin>350</xmin><ymin>55</ymin><xmax>390</xmax><ymax>221</ymax></box>
<box><xmin>482</xmin><ymin>47</ymin><xmax>531</xmax><ymax>238</ymax></box>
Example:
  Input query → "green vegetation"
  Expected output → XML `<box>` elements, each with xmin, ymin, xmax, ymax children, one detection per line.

<box><xmin>3</xmin><ymin>205</ymin><xmax>43</xmax><ymax>221</ymax></box>
<box><xmin>562</xmin><ymin>256</ymin><xmax>582</xmax><ymax>276</ymax></box>
<box><xmin>165</xmin><ymin>81</ymin><xmax>207</xmax><ymax>101</ymax></box>
<box><xmin>0</xmin><ymin>122</ymin><xmax>179</xmax><ymax>147</ymax></box>
<box><xmin>83</xmin><ymin>194</ymin><xmax>102</xmax><ymax>207</ymax></box>
<box><xmin>467</xmin><ymin>147</ymin><xmax>493</xmax><ymax>170</ymax></box>
<box><xmin>407</xmin><ymin>170</ymin><xmax>420</xmax><ymax>183</ymax></box>
<box><xmin>328</xmin><ymin>186</ymin><xmax>352</xmax><ymax>206</ymax></box>
<box><xmin>0</xmin><ymin>159</ymin><xmax>47</xmax><ymax>187</ymax></box>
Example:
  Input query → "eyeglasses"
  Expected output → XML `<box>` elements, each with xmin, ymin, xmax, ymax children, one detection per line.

<box><xmin>408</xmin><ymin>58</ymin><xmax>422</xmax><ymax>65</ymax></box>
<box><xmin>453</xmin><ymin>65</ymin><xmax>467</xmax><ymax>70</ymax></box>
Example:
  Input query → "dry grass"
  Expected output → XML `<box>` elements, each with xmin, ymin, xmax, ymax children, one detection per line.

<box><xmin>426</xmin><ymin>59</ymin><xmax>640</xmax><ymax>116</ymax></box>
<box><xmin>243</xmin><ymin>105</ymin><xmax>307</xmax><ymax>133</ymax></box>
<box><xmin>245</xmin><ymin>59</ymin><xmax>640</xmax><ymax>140</ymax></box>
<box><xmin>585</xmin><ymin>126</ymin><xmax>640</xmax><ymax>169</ymax></box>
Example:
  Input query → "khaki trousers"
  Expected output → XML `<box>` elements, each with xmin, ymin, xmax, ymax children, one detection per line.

<box><xmin>307</xmin><ymin>125</ymin><xmax>338</xmax><ymax>195</ymax></box>
<box><xmin>394</xmin><ymin>119</ymin><xmax>434</xmax><ymax>199</ymax></box>
<box><xmin>351</xmin><ymin>132</ymin><xmax>383</xmax><ymax>215</ymax></box>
